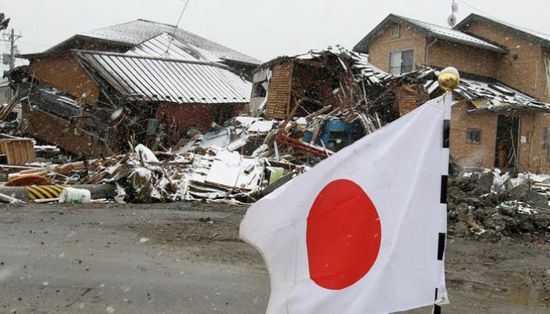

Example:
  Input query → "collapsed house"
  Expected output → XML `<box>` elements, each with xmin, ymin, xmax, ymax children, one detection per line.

<box><xmin>1</xmin><ymin>47</ymin><xmax>394</xmax><ymax>204</ymax></box>
<box><xmin>9</xmin><ymin>19</ymin><xmax>259</xmax><ymax>157</ymax></box>
<box><xmin>249</xmin><ymin>47</ymin><xmax>392</xmax><ymax>153</ymax></box>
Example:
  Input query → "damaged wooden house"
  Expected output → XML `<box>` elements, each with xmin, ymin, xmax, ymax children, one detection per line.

<box><xmin>9</xmin><ymin>19</ymin><xmax>260</xmax><ymax>157</ymax></box>
<box><xmin>355</xmin><ymin>14</ymin><xmax>550</xmax><ymax>173</ymax></box>
<box><xmin>249</xmin><ymin>48</ymin><xmax>392</xmax><ymax>153</ymax></box>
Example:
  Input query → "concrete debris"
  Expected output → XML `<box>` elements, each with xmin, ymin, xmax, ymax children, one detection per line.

<box><xmin>448</xmin><ymin>168</ymin><xmax>550</xmax><ymax>241</ymax></box>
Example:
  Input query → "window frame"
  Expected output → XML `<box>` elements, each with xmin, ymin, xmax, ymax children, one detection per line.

<box><xmin>388</xmin><ymin>48</ymin><xmax>416</xmax><ymax>75</ymax></box>
<box><xmin>389</xmin><ymin>51</ymin><xmax>402</xmax><ymax>75</ymax></box>
<box><xmin>466</xmin><ymin>128</ymin><xmax>482</xmax><ymax>145</ymax></box>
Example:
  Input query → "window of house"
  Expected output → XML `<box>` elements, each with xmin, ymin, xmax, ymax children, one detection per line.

<box><xmin>391</xmin><ymin>24</ymin><xmax>400</xmax><ymax>38</ymax></box>
<box><xmin>252</xmin><ymin>82</ymin><xmax>267</xmax><ymax>98</ymax></box>
<box><xmin>466</xmin><ymin>128</ymin><xmax>482</xmax><ymax>144</ymax></box>
<box><xmin>389</xmin><ymin>49</ymin><xmax>414</xmax><ymax>75</ymax></box>
<box><xmin>543</xmin><ymin>127</ymin><xmax>549</xmax><ymax>149</ymax></box>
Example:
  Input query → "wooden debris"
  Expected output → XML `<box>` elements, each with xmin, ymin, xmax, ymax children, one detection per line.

<box><xmin>0</xmin><ymin>88</ymin><xmax>19</xmax><ymax>120</ymax></box>
<box><xmin>34</xmin><ymin>198</ymin><xmax>59</xmax><ymax>204</ymax></box>
<box><xmin>0</xmin><ymin>137</ymin><xmax>36</xmax><ymax>165</ymax></box>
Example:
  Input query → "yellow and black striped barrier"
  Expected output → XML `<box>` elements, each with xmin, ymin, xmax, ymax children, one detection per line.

<box><xmin>25</xmin><ymin>185</ymin><xmax>66</xmax><ymax>201</ymax></box>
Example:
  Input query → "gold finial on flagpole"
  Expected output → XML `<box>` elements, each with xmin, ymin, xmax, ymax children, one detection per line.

<box><xmin>438</xmin><ymin>67</ymin><xmax>460</xmax><ymax>92</ymax></box>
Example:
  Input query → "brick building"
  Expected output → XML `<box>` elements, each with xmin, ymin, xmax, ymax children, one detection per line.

<box><xmin>354</xmin><ymin>14</ymin><xmax>550</xmax><ymax>173</ymax></box>
<box><xmin>13</xmin><ymin>20</ymin><xmax>258</xmax><ymax>156</ymax></box>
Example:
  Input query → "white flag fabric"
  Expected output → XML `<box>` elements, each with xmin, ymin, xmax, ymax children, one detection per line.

<box><xmin>240</xmin><ymin>94</ymin><xmax>450</xmax><ymax>314</ymax></box>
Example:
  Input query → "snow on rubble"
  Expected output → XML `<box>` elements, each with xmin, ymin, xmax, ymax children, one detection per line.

<box><xmin>2</xmin><ymin>117</ymin><xmax>309</xmax><ymax>204</ymax></box>
<box><xmin>448</xmin><ymin>166</ymin><xmax>550</xmax><ymax>241</ymax></box>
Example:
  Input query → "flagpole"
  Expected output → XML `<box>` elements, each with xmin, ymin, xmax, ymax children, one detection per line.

<box><xmin>434</xmin><ymin>67</ymin><xmax>460</xmax><ymax>314</ymax></box>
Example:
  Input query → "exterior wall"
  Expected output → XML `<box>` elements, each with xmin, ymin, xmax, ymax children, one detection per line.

<box><xmin>20</xmin><ymin>103</ymin><xmax>111</xmax><ymax>158</ymax></box>
<box><xmin>367</xmin><ymin>23</ymin><xmax>426</xmax><ymax>73</ymax></box>
<box><xmin>450</xmin><ymin>102</ymin><xmax>497</xmax><ymax>169</ymax></box>
<box><xmin>156</xmin><ymin>102</ymin><xmax>244</xmax><ymax>143</ymax></box>
<box><xmin>394</xmin><ymin>84</ymin><xmax>429</xmax><ymax>116</ymax></box>
<box><xmin>264</xmin><ymin>63</ymin><xmax>293</xmax><ymax>120</ymax></box>
<box><xmin>451</xmin><ymin>106</ymin><xmax>550</xmax><ymax>173</ymax></box>
<box><xmin>461</xmin><ymin>21</ymin><xmax>548</xmax><ymax>102</ymax></box>
<box><xmin>28</xmin><ymin>54</ymin><xmax>100</xmax><ymax>104</ymax></box>
<box><xmin>427</xmin><ymin>40</ymin><xmax>499</xmax><ymax>78</ymax></box>
<box><xmin>291</xmin><ymin>61</ymin><xmax>354</xmax><ymax>113</ymax></box>
<box><xmin>519</xmin><ymin>112</ymin><xmax>550</xmax><ymax>173</ymax></box>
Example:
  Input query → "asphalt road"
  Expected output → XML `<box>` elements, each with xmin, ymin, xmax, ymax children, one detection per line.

<box><xmin>0</xmin><ymin>204</ymin><xmax>269</xmax><ymax>314</ymax></box>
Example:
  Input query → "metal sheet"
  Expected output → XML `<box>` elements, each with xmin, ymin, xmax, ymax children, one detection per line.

<box><xmin>78</xmin><ymin>51</ymin><xmax>252</xmax><ymax>105</ymax></box>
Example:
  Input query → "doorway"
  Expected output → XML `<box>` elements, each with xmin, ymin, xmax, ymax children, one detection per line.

<box><xmin>495</xmin><ymin>115</ymin><xmax>521</xmax><ymax>171</ymax></box>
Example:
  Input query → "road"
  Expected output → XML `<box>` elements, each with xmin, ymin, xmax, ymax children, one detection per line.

<box><xmin>0</xmin><ymin>203</ymin><xmax>548</xmax><ymax>314</ymax></box>
<box><xmin>0</xmin><ymin>203</ymin><xmax>269</xmax><ymax>314</ymax></box>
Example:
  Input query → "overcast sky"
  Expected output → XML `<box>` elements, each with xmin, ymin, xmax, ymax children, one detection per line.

<box><xmin>1</xmin><ymin>0</ymin><xmax>549</xmax><ymax>71</ymax></box>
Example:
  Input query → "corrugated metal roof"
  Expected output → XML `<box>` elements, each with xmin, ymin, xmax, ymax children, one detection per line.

<box><xmin>79</xmin><ymin>19</ymin><xmax>261</xmax><ymax>65</ymax></box>
<box><xmin>126</xmin><ymin>33</ymin><xmax>219</xmax><ymax>63</ymax></box>
<box><xmin>77</xmin><ymin>51</ymin><xmax>252</xmax><ymax>105</ymax></box>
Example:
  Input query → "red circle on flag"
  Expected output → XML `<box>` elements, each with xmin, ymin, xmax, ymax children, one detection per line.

<box><xmin>306</xmin><ymin>179</ymin><xmax>382</xmax><ymax>290</ymax></box>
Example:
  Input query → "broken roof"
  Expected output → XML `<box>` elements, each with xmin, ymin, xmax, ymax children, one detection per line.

<box><xmin>354</xmin><ymin>14</ymin><xmax>507</xmax><ymax>54</ymax></box>
<box><xmin>299</xmin><ymin>48</ymin><xmax>392</xmax><ymax>86</ymax></box>
<box><xmin>44</xmin><ymin>19</ymin><xmax>261</xmax><ymax>65</ymax></box>
<box><xmin>126</xmin><ymin>33</ymin><xmax>220</xmax><ymax>63</ymax></box>
<box><xmin>455</xmin><ymin>13</ymin><xmax>550</xmax><ymax>49</ymax></box>
<box><xmin>456</xmin><ymin>79</ymin><xmax>550</xmax><ymax>113</ymax></box>
<box><xmin>256</xmin><ymin>47</ymin><xmax>391</xmax><ymax>87</ymax></box>
<box><xmin>76</xmin><ymin>51</ymin><xmax>252</xmax><ymax>105</ymax></box>
<box><xmin>420</xmin><ymin>69</ymin><xmax>550</xmax><ymax>113</ymax></box>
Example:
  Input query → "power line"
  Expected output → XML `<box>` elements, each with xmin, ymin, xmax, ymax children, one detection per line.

<box><xmin>455</xmin><ymin>0</ymin><xmax>500</xmax><ymax>21</ymax></box>
<box><xmin>456</xmin><ymin>0</ymin><xmax>549</xmax><ymax>36</ymax></box>
<box><xmin>175</xmin><ymin>0</ymin><xmax>191</xmax><ymax>29</ymax></box>
<box><xmin>165</xmin><ymin>0</ymin><xmax>192</xmax><ymax>55</ymax></box>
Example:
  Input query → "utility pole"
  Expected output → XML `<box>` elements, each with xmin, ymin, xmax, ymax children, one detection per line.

<box><xmin>0</xmin><ymin>12</ymin><xmax>19</xmax><ymax>72</ymax></box>
<box><xmin>2</xmin><ymin>28</ymin><xmax>22</xmax><ymax>71</ymax></box>
<box><xmin>9</xmin><ymin>29</ymin><xmax>16</xmax><ymax>70</ymax></box>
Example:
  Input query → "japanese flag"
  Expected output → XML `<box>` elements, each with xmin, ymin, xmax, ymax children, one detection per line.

<box><xmin>240</xmin><ymin>94</ymin><xmax>451</xmax><ymax>314</ymax></box>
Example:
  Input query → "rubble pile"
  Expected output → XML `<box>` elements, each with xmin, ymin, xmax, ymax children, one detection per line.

<box><xmin>448</xmin><ymin>169</ymin><xmax>550</xmax><ymax>241</ymax></box>
<box><xmin>1</xmin><ymin>117</ymin><xmax>311</xmax><ymax>204</ymax></box>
